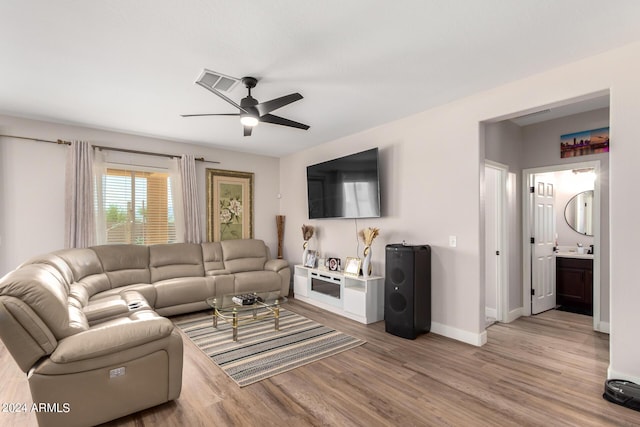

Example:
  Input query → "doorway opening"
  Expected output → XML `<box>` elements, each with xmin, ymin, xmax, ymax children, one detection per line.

<box><xmin>523</xmin><ymin>161</ymin><xmax>602</xmax><ymax>331</ymax></box>
<box><xmin>481</xmin><ymin>90</ymin><xmax>610</xmax><ymax>336</ymax></box>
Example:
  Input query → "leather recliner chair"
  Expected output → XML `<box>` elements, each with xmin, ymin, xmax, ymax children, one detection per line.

<box><xmin>0</xmin><ymin>260</ymin><xmax>183</xmax><ymax>427</ymax></box>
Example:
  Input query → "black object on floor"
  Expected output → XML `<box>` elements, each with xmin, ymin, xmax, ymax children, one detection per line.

<box><xmin>384</xmin><ymin>244</ymin><xmax>431</xmax><ymax>340</ymax></box>
<box><xmin>556</xmin><ymin>305</ymin><xmax>592</xmax><ymax>316</ymax></box>
<box><xmin>604</xmin><ymin>379</ymin><xmax>640</xmax><ymax>411</ymax></box>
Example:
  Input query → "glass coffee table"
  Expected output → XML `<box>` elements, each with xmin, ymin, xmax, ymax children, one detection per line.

<box><xmin>206</xmin><ymin>291</ymin><xmax>287</xmax><ymax>341</ymax></box>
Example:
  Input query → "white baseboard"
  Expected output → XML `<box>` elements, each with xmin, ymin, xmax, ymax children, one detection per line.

<box><xmin>431</xmin><ymin>322</ymin><xmax>487</xmax><ymax>347</ymax></box>
<box><xmin>597</xmin><ymin>321</ymin><xmax>610</xmax><ymax>334</ymax></box>
<box><xmin>507</xmin><ymin>307</ymin><xmax>523</xmax><ymax>323</ymax></box>
<box><xmin>485</xmin><ymin>307</ymin><xmax>497</xmax><ymax>320</ymax></box>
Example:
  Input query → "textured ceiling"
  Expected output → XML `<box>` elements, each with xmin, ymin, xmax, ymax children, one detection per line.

<box><xmin>1</xmin><ymin>1</ymin><xmax>639</xmax><ymax>157</ymax></box>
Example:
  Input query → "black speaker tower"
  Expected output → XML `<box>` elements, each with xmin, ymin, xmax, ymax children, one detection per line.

<box><xmin>384</xmin><ymin>244</ymin><xmax>431</xmax><ymax>339</ymax></box>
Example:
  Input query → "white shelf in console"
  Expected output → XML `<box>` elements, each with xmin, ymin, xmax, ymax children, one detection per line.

<box><xmin>293</xmin><ymin>265</ymin><xmax>384</xmax><ymax>324</ymax></box>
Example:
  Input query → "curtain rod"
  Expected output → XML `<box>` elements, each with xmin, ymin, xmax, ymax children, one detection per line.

<box><xmin>0</xmin><ymin>134</ymin><xmax>220</xmax><ymax>164</ymax></box>
<box><xmin>0</xmin><ymin>134</ymin><xmax>71</xmax><ymax>145</ymax></box>
<box><xmin>93</xmin><ymin>145</ymin><xmax>220</xmax><ymax>164</ymax></box>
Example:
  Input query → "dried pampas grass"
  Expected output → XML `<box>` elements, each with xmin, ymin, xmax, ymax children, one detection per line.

<box><xmin>359</xmin><ymin>227</ymin><xmax>380</xmax><ymax>246</ymax></box>
<box><xmin>301</xmin><ymin>224</ymin><xmax>315</xmax><ymax>241</ymax></box>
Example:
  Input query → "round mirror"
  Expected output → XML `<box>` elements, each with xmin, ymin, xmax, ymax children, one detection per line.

<box><xmin>564</xmin><ymin>190</ymin><xmax>594</xmax><ymax>236</ymax></box>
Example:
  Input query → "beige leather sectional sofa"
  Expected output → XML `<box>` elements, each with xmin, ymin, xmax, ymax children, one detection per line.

<box><xmin>0</xmin><ymin>239</ymin><xmax>290</xmax><ymax>427</ymax></box>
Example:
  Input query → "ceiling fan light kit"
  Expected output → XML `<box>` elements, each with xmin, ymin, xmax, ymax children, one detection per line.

<box><xmin>240</xmin><ymin>115</ymin><xmax>259</xmax><ymax>127</ymax></box>
<box><xmin>183</xmin><ymin>70</ymin><xmax>309</xmax><ymax>136</ymax></box>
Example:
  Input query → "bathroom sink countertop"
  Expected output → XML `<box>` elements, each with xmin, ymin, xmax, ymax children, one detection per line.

<box><xmin>555</xmin><ymin>251</ymin><xmax>594</xmax><ymax>259</ymax></box>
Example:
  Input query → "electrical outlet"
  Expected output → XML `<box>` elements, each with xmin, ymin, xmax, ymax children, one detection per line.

<box><xmin>449</xmin><ymin>236</ymin><xmax>457</xmax><ymax>247</ymax></box>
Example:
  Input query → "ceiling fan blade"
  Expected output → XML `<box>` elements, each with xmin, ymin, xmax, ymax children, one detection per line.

<box><xmin>260</xmin><ymin>114</ymin><xmax>310</xmax><ymax>130</ymax></box>
<box><xmin>243</xmin><ymin>125</ymin><xmax>253</xmax><ymax>137</ymax></box>
<box><xmin>180</xmin><ymin>113</ymin><xmax>240</xmax><ymax>117</ymax></box>
<box><xmin>195</xmin><ymin>81</ymin><xmax>248</xmax><ymax>113</ymax></box>
<box><xmin>255</xmin><ymin>93</ymin><xmax>303</xmax><ymax>116</ymax></box>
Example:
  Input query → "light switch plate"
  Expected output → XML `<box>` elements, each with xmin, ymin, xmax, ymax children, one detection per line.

<box><xmin>449</xmin><ymin>236</ymin><xmax>457</xmax><ymax>247</ymax></box>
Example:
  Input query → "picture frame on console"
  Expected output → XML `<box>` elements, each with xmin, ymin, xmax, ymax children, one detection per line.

<box><xmin>327</xmin><ymin>257</ymin><xmax>341</xmax><ymax>271</ymax></box>
<box><xmin>304</xmin><ymin>250</ymin><xmax>317</xmax><ymax>268</ymax></box>
<box><xmin>344</xmin><ymin>257</ymin><xmax>361</xmax><ymax>277</ymax></box>
<box><xmin>207</xmin><ymin>168</ymin><xmax>254</xmax><ymax>242</ymax></box>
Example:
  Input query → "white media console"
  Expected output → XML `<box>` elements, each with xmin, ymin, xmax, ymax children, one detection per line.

<box><xmin>293</xmin><ymin>265</ymin><xmax>384</xmax><ymax>324</ymax></box>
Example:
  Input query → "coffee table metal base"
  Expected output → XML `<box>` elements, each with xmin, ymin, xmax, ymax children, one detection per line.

<box><xmin>212</xmin><ymin>300</ymin><xmax>282</xmax><ymax>341</ymax></box>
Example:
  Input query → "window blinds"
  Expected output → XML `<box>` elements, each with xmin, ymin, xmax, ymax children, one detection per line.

<box><xmin>98</xmin><ymin>168</ymin><xmax>176</xmax><ymax>244</ymax></box>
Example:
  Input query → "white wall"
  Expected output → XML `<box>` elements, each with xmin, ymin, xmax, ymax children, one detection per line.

<box><xmin>280</xmin><ymin>41</ymin><xmax>640</xmax><ymax>384</ymax></box>
<box><xmin>521</xmin><ymin>108</ymin><xmax>610</xmax><ymax>169</ymax></box>
<box><xmin>0</xmin><ymin>115</ymin><xmax>281</xmax><ymax>276</ymax></box>
<box><xmin>0</xmin><ymin>137</ymin><xmax>66</xmax><ymax>273</ymax></box>
<box><xmin>281</xmin><ymin>114</ymin><xmax>485</xmax><ymax>345</ymax></box>
<box><xmin>485</xmin><ymin>120</ymin><xmax>524</xmax><ymax>169</ymax></box>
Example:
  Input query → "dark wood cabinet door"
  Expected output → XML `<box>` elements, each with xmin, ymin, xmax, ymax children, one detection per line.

<box><xmin>556</xmin><ymin>257</ymin><xmax>593</xmax><ymax>314</ymax></box>
<box><xmin>584</xmin><ymin>269</ymin><xmax>593</xmax><ymax>305</ymax></box>
<box><xmin>557</xmin><ymin>267</ymin><xmax>586</xmax><ymax>303</ymax></box>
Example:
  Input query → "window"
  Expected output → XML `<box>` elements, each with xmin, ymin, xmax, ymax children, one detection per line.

<box><xmin>96</xmin><ymin>168</ymin><xmax>176</xmax><ymax>244</ymax></box>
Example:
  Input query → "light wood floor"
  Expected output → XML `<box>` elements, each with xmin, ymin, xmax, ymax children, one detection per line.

<box><xmin>2</xmin><ymin>300</ymin><xmax>639</xmax><ymax>426</ymax></box>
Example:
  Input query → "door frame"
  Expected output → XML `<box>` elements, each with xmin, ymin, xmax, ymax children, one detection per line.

<box><xmin>522</xmin><ymin>160</ymin><xmax>602</xmax><ymax>332</ymax></box>
<box><xmin>485</xmin><ymin>160</ymin><xmax>509</xmax><ymax>323</ymax></box>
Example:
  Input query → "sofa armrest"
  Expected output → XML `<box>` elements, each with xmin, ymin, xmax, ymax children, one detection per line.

<box><xmin>264</xmin><ymin>259</ymin><xmax>289</xmax><ymax>272</ymax></box>
<box><xmin>50</xmin><ymin>314</ymin><xmax>174</xmax><ymax>363</ymax></box>
<box><xmin>83</xmin><ymin>298</ymin><xmax>129</xmax><ymax>324</ymax></box>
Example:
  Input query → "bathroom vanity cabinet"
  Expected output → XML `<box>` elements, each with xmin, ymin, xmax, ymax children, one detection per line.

<box><xmin>556</xmin><ymin>255</ymin><xmax>593</xmax><ymax>315</ymax></box>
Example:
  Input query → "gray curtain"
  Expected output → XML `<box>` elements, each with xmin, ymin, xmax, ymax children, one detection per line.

<box><xmin>180</xmin><ymin>154</ymin><xmax>202</xmax><ymax>243</ymax></box>
<box><xmin>64</xmin><ymin>140</ymin><xmax>95</xmax><ymax>248</ymax></box>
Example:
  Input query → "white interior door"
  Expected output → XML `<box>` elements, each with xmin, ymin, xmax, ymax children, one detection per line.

<box><xmin>531</xmin><ymin>173</ymin><xmax>556</xmax><ymax>314</ymax></box>
<box><xmin>484</xmin><ymin>165</ymin><xmax>500</xmax><ymax>322</ymax></box>
<box><xmin>485</xmin><ymin>162</ymin><xmax>510</xmax><ymax>324</ymax></box>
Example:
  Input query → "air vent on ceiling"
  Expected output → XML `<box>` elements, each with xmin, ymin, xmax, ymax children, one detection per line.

<box><xmin>196</xmin><ymin>69</ymin><xmax>240</xmax><ymax>92</ymax></box>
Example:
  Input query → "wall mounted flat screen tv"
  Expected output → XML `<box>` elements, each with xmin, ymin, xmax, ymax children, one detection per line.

<box><xmin>306</xmin><ymin>148</ymin><xmax>381</xmax><ymax>219</ymax></box>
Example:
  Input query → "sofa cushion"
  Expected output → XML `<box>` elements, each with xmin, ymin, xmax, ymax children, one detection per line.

<box><xmin>19</xmin><ymin>253</ymin><xmax>75</xmax><ymax>290</ymax></box>
<box><xmin>89</xmin><ymin>284</ymin><xmax>157</xmax><ymax>307</ymax></box>
<box><xmin>221</xmin><ymin>239</ymin><xmax>268</xmax><ymax>273</ymax></box>
<box><xmin>0</xmin><ymin>264</ymin><xmax>88</xmax><ymax>340</ymax></box>
<box><xmin>73</xmin><ymin>273</ymin><xmax>112</xmax><ymax>303</ymax></box>
<box><xmin>55</xmin><ymin>248</ymin><xmax>104</xmax><ymax>283</ymax></box>
<box><xmin>69</xmin><ymin>283</ymin><xmax>90</xmax><ymax>308</ymax></box>
<box><xmin>149</xmin><ymin>243</ymin><xmax>204</xmax><ymax>282</ymax></box>
<box><xmin>154</xmin><ymin>277</ymin><xmax>214</xmax><ymax>308</ymax></box>
<box><xmin>201</xmin><ymin>242</ymin><xmax>227</xmax><ymax>273</ymax></box>
<box><xmin>91</xmin><ymin>245</ymin><xmax>151</xmax><ymax>288</ymax></box>
<box><xmin>264</xmin><ymin>259</ymin><xmax>289</xmax><ymax>272</ymax></box>
<box><xmin>232</xmin><ymin>271</ymin><xmax>282</xmax><ymax>294</ymax></box>
<box><xmin>48</xmin><ymin>314</ymin><xmax>174</xmax><ymax>364</ymax></box>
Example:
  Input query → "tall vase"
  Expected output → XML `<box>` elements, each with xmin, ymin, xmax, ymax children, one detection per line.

<box><xmin>302</xmin><ymin>240</ymin><xmax>309</xmax><ymax>266</ymax></box>
<box><xmin>362</xmin><ymin>246</ymin><xmax>372</xmax><ymax>277</ymax></box>
<box><xmin>276</xmin><ymin>215</ymin><xmax>285</xmax><ymax>259</ymax></box>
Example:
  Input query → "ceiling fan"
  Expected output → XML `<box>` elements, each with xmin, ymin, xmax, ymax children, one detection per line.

<box><xmin>182</xmin><ymin>73</ymin><xmax>310</xmax><ymax>136</ymax></box>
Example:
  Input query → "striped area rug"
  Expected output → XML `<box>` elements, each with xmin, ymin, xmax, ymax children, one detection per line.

<box><xmin>175</xmin><ymin>309</ymin><xmax>365</xmax><ymax>387</ymax></box>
